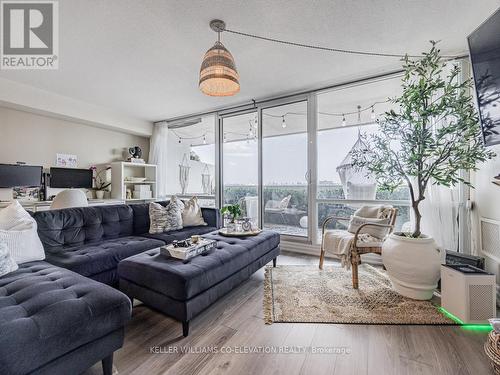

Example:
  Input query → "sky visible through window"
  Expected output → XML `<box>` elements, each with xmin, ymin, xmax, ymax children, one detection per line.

<box><xmin>194</xmin><ymin>124</ymin><xmax>379</xmax><ymax>185</ymax></box>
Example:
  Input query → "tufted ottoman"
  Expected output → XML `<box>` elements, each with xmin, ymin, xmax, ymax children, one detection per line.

<box><xmin>118</xmin><ymin>230</ymin><xmax>280</xmax><ymax>336</ymax></box>
<box><xmin>0</xmin><ymin>261</ymin><xmax>131</xmax><ymax>375</ymax></box>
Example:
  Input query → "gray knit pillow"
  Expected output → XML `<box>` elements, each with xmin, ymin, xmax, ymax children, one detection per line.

<box><xmin>149</xmin><ymin>197</ymin><xmax>184</xmax><ymax>234</ymax></box>
<box><xmin>0</xmin><ymin>241</ymin><xmax>18</xmax><ymax>277</ymax></box>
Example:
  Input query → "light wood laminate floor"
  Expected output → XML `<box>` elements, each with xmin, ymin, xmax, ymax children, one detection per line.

<box><xmin>85</xmin><ymin>252</ymin><xmax>492</xmax><ymax>375</ymax></box>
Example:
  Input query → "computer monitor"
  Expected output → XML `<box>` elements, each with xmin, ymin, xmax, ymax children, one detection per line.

<box><xmin>0</xmin><ymin>164</ymin><xmax>43</xmax><ymax>188</ymax></box>
<box><xmin>50</xmin><ymin>168</ymin><xmax>93</xmax><ymax>188</ymax></box>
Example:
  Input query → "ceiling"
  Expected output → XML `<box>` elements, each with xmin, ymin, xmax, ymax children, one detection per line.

<box><xmin>0</xmin><ymin>0</ymin><xmax>498</xmax><ymax>123</ymax></box>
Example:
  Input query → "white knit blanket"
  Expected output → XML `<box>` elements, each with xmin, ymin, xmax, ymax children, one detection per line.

<box><xmin>323</xmin><ymin>230</ymin><xmax>381</xmax><ymax>269</ymax></box>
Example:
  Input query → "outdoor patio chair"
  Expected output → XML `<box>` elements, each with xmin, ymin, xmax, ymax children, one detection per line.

<box><xmin>264</xmin><ymin>195</ymin><xmax>291</xmax><ymax>224</ymax></box>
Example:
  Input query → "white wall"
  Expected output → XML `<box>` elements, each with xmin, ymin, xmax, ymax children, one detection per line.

<box><xmin>0</xmin><ymin>106</ymin><xmax>150</xmax><ymax>169</ymax></box>
<box><xmin>472</xmin><ymin>144</ymin><xmax>500</xmax><ymax>282</ymax></box>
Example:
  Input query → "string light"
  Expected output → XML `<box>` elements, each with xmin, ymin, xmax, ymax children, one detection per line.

<box><xmin>173</xmin><ymin>100</ymin><xmax>384</xmax><ymax>144</ymax></box>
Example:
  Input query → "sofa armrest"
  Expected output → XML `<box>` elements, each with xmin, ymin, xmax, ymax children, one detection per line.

<box><xmin>201</xmin><ymin>208</ymin><xmax>221</xmax><ymax>229</ymax></box>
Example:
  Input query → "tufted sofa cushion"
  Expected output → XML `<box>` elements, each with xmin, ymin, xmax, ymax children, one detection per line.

<box><xmin>44</xmin><ymin>236</ymin><xmax>165</xmax><ymax>278</ymax></box>
<box><xmin>118</xmin><ymin>230</ymin><xmax>280</xmax><ymax>301</ymax></box>
<box><xmin>33</xmin><ymin>205</ymin><xmax>135</xmax><ymax>249</ymax></box>
<box><xmin>0</xmin><ymin>261</ymin><xmax>131</xmax><ymax>375</ymax></box>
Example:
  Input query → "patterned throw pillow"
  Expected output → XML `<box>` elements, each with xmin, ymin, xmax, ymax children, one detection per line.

<box><xmin>149</xmin><ymin>197</ymin><xmax>184</xmax><ymax>234</ymax></box>
<box><xmin>0</xmin><ymin>241</ymin><xmax>18</xmax><ymax>277</ymax></box>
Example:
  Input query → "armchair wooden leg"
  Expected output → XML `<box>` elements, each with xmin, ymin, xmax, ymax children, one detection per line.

<box><xmin>351</xmin><ymin>254</ymin><xmax>359</xmax><ymax>289</ymax></box>
<box><xmin>319</xmin><ymin>246</ymin><xmax>325</xmax><ymax>270</ymax></box>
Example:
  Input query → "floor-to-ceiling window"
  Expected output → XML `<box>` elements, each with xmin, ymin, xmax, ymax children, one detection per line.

<box><xmin>315</xmin><ymin>76</ymin><xmax>411</xmax><ymax>243</ymax></box>
<box><xmin>262</xmin><ymin>101</ymin><xmax>309</xmax><ymax>237</ymax></box>
<box><xmin>221</xmin><ymin>111</ymin><xmax>259</xmax><ymax>224</ymax></box>
<box><xmin>164</xmin><ymin>68</ymin><xmax>467</xmax><ymax>251</ymax></box>
<box><xmin>166</xmin><ymin>115</ymin><xmax>216</xmax><ymax>207</ymax></box>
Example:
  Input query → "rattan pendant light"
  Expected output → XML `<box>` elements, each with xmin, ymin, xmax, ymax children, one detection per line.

<box><xmin>199</xmin><ymin>20</ymin><xmax>240</xmax><ymax>97</ymax></box>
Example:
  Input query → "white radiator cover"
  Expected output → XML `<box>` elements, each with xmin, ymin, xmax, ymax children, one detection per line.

<box><xmin>480</xmin><ymin>217</ymin><xmax>500</xmax><ymax>262</ymax></box>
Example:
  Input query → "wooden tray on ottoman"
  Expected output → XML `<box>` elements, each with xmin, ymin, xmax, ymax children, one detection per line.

<box><xmin>218</xmin><ymin>228</ymin><xmax>262</xmax><ymax>237</ymax></box>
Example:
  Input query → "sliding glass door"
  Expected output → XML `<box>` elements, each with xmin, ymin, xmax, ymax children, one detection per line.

<box><xmin>262</xmin><ymin>101</ymin><xmax>309</xmax><ymax>237</ymax></box>
<box><xmin>221</xmin><ymin>111</ymin><xmax>259</xmax><ymax>225</ymax></box>
<box><xmin>219</xmin><ymin>97</ymin><xmax>313</xmax><ymax>242</ymax></box>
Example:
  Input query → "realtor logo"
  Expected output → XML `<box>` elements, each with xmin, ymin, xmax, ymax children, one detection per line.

<box><xmin>1</xmin><ymin>0</ymin><xmax>58</xmax><ymax>69</ymax></box>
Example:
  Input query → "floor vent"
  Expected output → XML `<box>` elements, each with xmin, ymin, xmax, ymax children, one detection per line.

<box><xmin>480</xmin><ymin>218</ymin><xmax>500</xmax><ymax>262</ymax></box>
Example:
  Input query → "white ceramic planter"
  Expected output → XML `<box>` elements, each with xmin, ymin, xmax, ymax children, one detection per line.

<box><xmin>382</xmin><ymin>233</ymin><xmax>442</xmax><ymax>300</ymax></box>
<box><xmin>95</xmin><ymin>190</ymin><xmax>105</xmax><ymax>199</ymax></box>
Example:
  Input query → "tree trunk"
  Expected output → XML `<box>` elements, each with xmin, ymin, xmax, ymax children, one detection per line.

<box><xmin>412</xmin><ymin>202</ymin><xmax>422</xmax><ymax>238</ymax></box>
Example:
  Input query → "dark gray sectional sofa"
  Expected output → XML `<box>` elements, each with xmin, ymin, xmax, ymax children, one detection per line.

<box><xmin>0</xmin><ymin>201</ymin><xmax>279</xmax><ymax>374</ymax></box>
<box><xmin>32</xmin><ymin>202</ymin><xmax>220</xmax><ymax>285</ymax></box>
<box><xmin>0</xmin><ymin>261</ymin><xmax>131</xmax><ymax>375</ymax></box>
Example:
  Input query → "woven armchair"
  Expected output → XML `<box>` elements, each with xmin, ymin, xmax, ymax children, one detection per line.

<box><xmin>319</xmin><ymin>207</ymin><xmax>398</xmax><ymax>289</ymax></box>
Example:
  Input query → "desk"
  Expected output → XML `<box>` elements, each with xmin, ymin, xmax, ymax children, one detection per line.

<box><xmin>0</xmin><ymin>199</ymin><xmax>126</xmax><ymax>212</ymax></box>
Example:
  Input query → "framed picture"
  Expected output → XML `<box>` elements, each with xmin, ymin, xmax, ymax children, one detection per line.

<box><xmin>56</xmin><ymin>153</ymin><xmax>77</xmax><ymax>168</ymax></box>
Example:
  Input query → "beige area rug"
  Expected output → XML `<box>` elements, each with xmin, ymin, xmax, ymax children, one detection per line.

<box><xmin>264</xmin><ymin>264</ymin><xmax>455</xmax><ymax>325</ymax></box>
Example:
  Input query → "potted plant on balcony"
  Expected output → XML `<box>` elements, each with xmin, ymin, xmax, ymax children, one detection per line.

<box><xmin>352</xmin><ymin>42</ymin><xmax>495</xmax><ymax>300</ymax></box>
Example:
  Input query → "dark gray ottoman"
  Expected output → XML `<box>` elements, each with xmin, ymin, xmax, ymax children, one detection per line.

<box><xmin>118</xmin><ymin>230</ymin><xmax>280</xmax><ymax>336</ymax></box>
<box><xmin>0</xmin><ymin>261</ymin><xmax>132</xmax><ymax>375</ymax></box>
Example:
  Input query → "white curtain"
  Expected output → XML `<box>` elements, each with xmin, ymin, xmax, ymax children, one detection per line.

<box><xmin>149</xmin><ymin>121</ymin><xmax>169</xmax><ymax>198</ymax></box>
<box><xmin>420</xmin><ymin>183</ymin><xmax>460</xmax><ymax>251</ymax></box>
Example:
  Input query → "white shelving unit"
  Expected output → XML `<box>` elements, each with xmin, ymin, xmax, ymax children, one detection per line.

<box><xmin>110</xmin><ymin>162</ymin><xmax>157</xmax><ymax>202</ymax></box>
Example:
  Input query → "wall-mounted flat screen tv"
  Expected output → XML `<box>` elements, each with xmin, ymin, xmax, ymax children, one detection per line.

<box><xmin>50</xmin><ymin>167</ymin><xmax>93</xmax><ymax>188</ymax></box>
<box><xmin>468</xmin><ymin>8</ymin><xmax>500</xmax><ymax>147</ymax></box>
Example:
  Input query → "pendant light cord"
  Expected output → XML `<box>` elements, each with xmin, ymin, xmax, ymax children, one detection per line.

<box><xmin>222</xmin><ymin>27</ymin><xmax>459</xmax><ymax>59</ymax></box>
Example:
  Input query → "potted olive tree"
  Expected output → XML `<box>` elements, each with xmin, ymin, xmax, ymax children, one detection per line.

<box><xmin>352</xmin><ymin>43</ymin><xmax>495</xmax><ymax>300</ymax></box>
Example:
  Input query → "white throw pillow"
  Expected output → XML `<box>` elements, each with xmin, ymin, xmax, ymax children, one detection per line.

<box><xmin>0</xmin><ymin>201</ymin><xmax>45</xmax><ymax>264</ymax></box>
<box><xmin>0</xmin><ymin>241</ymin><xmax>18</xmax><ymax>277</ymax></box>
<box><xmin>149</xmin><ymin>197</ymin><xmax>184</xmax><ymax>234</ymax></box>
<box><xmin>182</xmin><ymin>197</ymin><xmax>207</xmax><ymax>227</ymax></box>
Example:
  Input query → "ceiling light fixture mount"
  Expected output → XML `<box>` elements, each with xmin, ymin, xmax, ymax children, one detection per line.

<box><xmin>199</xmin><ymin>19</ymin><xmax>240</xmax><ymax>97</ymax></box>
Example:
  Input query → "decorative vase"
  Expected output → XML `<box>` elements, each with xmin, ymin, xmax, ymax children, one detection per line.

<box><xmin>241</xmin><ymin>217</ymin><xmax>252</xmax><ymax>232</ymax></box>
<box><xmin>382</xmin><ymin>233</ymin><xmax>442</xmax><ymax>300</ymax></box>
<box><xmin>95</xmin><ymin>190</ymin><xmax>105</xmax><ymax>199</ymax></box>
<box><xmin>226</xmin><ymin>222</ymin><xmax>236</xmax><ymax>232</ymax></box>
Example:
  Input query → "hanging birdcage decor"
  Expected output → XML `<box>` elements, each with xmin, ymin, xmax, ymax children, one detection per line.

<box><xmin>179</xmin><ymin>154</ymin><xmax>191</xmax><ymax>195</ymax></box>
<box><xmin>336</xmin><ymin>131</ymin><xmax>377</xmax><ymax>200</ymax></box>
<box><xmin>201</xmin><ymin>163</ymin><xmax>211</xmax><ymax>194</ymax></box>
